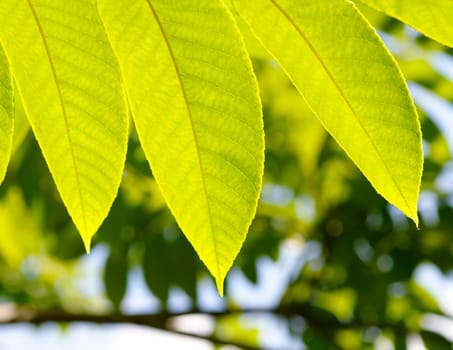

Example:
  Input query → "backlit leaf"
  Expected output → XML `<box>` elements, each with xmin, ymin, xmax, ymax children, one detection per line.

<box><xmin>0</xmin><ymin>44</ymin><xmax>13</xmax><ymax>184</ymax></box>
<box><xmin>0</xmin><ymin>0</ymin><xmax>129</xmax><ymax>249</ymax></box>
<box><xmin>360</xmin><ymin>0</ymin><xmax>453</xmax><ymax>48</ymax></box>
<box><xmin>234</xmin><ymin>0</ymin><xmax>422</xmax><ymax>223</ymax></box>
<box><xmin>11</xmin><ymin>84</ymin><xmax>30</xmax><ymax>155</ymax></box>
<box><xmin>98</xmin><ymin>0</ymin><xmax>264</xmax><ymax>293</ymax></box>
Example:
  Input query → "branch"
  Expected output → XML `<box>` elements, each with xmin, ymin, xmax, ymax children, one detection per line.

<box><xmin>0</xmin><ymin>304</ymin><xmax>428</xmax><ymax>348</ymax></box>
<box><xmin>0</xmin><ymin>306</ymin><xmax>262</xmax><ymax>350</ymax></box>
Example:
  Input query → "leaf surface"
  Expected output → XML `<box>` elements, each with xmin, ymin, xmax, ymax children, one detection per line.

<box><xmin>0</xmin><ymin>0</ymin><xmax>129</xmax><ymax>249</ymax></box>
<box><xmin>0</xmin><ymin>44</ymin><xmax>13</xmax><ymax>184</ymax></box>
<box><xmin>11</xmin><ymin>84</ymin><xmax>30</xmax><ymax>155</ymax></box>
<box><xmin>98</xmin><ymin>0</ymin><xmax>264</xmax><ymax>293</ymax></box>
<box><xmin>360</xmin><ymin>0</ymin><xmax>453</xmax><ymax>47</ymax></box>
<box><xmin>234</xmin><ymin>0</ymin><xmax>422</xmax><ymax>223</ymax></box>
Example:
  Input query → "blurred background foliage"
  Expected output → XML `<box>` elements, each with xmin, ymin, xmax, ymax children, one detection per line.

<box><xmin>1</xmin><ymin>3</ymin><xmax>453</xmax><ymax>349</ymax></box>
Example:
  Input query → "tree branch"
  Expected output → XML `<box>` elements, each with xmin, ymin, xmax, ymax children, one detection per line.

<box><xmin>0</xmin><ymin>304</ymin><xmax>428</xmax><ymax>348</ymax></box>
<box><xmin>0</xmin><ymin>306</ymin><xmax>264</xmax><ymax>350</ymax></box>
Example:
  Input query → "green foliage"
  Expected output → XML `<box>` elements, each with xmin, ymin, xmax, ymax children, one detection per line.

<box><xmin>0</xmin><ymin>0</ymin><xmax>447</xmax><ymax>294</ymax></box>
<box><xmin>0</xmin><ymin>1</ymin><xmax>453</xmax><ymax>347</ymax></box>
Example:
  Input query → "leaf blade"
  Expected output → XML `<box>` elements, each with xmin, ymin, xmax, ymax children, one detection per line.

<box><xmin>360</xmin><ymin>0</ymin><xmax>453</xmax><ymax>48</ymax></box>
<box><xmin>234</xmin><ymin>0</ymin><xmax>422</xmax><ymax>223</ymax></box>
<box><xmin>98</xmin><ymin>0</ymin><xmax>264</xmax><ymax>293</ymax></box>
<box><xmin>0</xmin><ymin>44</ymin><xmax>13</xmax><ymax>185</ymax></box>
<box><xmin>0</xmin><ymin>0</ymin><xmax>129</xmax><ymax>248</ymax></box>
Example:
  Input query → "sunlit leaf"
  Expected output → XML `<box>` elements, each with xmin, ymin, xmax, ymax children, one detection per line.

<box><xmin>234</xmin><ymin>0</ymin><xmax>422</xmax><ymax>223</ymax></box>
<box><xmin>0</xmin><ymin>44</ymin><xmax>13</xmax><ymax>184</ymax></box>
<box><xmin>360</xmin><ymin>0</ymin><xmax>453</xmax><ymax>48</ymax></box>
<box><xmin>98</xmin><ymin>0</ymin><xmax>264</xmax><ymax>293</ymax></box>
<box><xmin>11</xmin><ymin>84</ymin><xmax>30</xmax><ymax>155</ymax></box>
<box><xmin>0</xmin><ymin>0</ymin><xmax>129</xmax><ymax>249</ymax></box>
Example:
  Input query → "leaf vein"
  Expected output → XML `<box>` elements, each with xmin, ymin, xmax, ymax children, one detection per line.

<box><xmin>27</xmin><ymin>0</ymin><xmax>87</xmax><ymax>232</ymax></box>
<box><xmin>145</xmin><ymin>0</ymin><xmax>220</xmax><ymax>277</ymax></box>
<box><xmin>268</xmin><ymin>0</ymin><xmax>412</xmax><ymax>213</ymax></box>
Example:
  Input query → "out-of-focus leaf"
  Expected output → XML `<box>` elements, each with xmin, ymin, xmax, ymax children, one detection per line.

<box><xmin>171</xmin><ymin>231</ymin><xmax>198</xmax><ymax>301</ymax></box>
<box><xmin>258</xmin><ymin>63</ymin><xmax>326</xmax><ymax>181</ymax></box>
<box><xmin>312</xmin><ymin>288</ymin><xmax>356</xmax><ymax>321</ymax></box>
<box><xmin>143</xmin><ymin>233</ymin><xmax>171</xmax><ymax>304</ymax></box>
<box><xmin>421</xmin><ymin>330</ymin><xmax>453</xmax><ymax>350</ymax></box>
<box><xmin>0</xmin><ymin>187</ymin><xmax>40</xmax><ymax>268</ymax></box>
<box><xmin>408</xmin><ymin>282</ymin><xmax>441</xmax><ymax>313</ymax></box>
<box><xmin>215</xmin><ymin>315</ymin><xmax>260</xmax><ymax>348</ymax></box>
<box><xmin>335</xmin><ymin>329</ymin><xmax>364</xmax><ymax>350</ymax></box>
<box><xmin>104</xmin><ymin>251</ymin><xmax>129</xmax><ymax>309</ymax></box>
<box><xmin>394</xmin><ymin>335</ymin><xmax>407</xmax><ymax>350</ymax></box>
<box><xmin>142</xmin><ymin>225</ymin><xmax>198</xmax><ymax>303</ymax></box>
<box><xmin>303</xmin><ymin>328</ymin><xmax>338</xmax><ymax>350</ymax></box>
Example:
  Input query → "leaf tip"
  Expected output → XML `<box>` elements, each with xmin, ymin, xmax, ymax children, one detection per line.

<box><xmin>400</xmin><ymin>205</ymin><xmax>418</xmax><ymax>228</ymax></box>
<box><xmin>82</xmin><ymin>236</ymin><xmax>92</xmax><ymax>254</ymax></box>
<box><xmin>412</xmin><ymin>213</ymin><xmax>419</xmax><ymax>230</ymax></box>
<box><xmin>215</xmin><ymin>276</ymin><xmax>225</xmax><ymax>297</ymax></box>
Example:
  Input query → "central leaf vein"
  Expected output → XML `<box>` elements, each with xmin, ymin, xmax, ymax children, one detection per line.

<box><xmin>144</xmin><ymin>0</ymin><xmax>221</xmax><ymax>277</ymax></box>
<box><xmin>27</xmin><ymin>0</ymin><xmax>88</xmax><ymax>234</ymax></box>
<box><xmin>269</xmin><ymin>0</ymin><xmax>411</xmax><ymax>213</ymax></box>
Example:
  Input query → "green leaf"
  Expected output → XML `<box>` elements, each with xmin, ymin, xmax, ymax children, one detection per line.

<box><xmin>104</xmin><ymin>250</ymin><xmax>129</xmax><ymax>309</ymax></box>
<box><xmin>12</xmin><ymin>83</ymin><xmax>30</xmax><ymax>155</ymax></box>
<box><xmin>421</xmin><ymin>330</ymin><xmax>452</xmax><ymax>350</ymax></box>
<box><xmin>0</xmin><ymin>44</ymin><xmax>13</xmax><ymax>185</ymax></box>
<box><xmin>0</xmin><ymin>0</ymin><xmax>129</xmax><ymax>250</ymax></box>
<box><xmin>394</xmin><ymin>335</ymin><xmax>407</xmax><ymax>350</ymax></box>
<box><xmin>234</xmin><ymin>0</ymin><xmax>422</xmax><ymax>224</ymax></box>
<box><xmin>98</xmin><ymin>0</ymin><xmax>264</xmax><ymax>294</ymax></box>
<box><xmin>171</xmin><ymin>231</ymin><xmax>198</xmax><ymax>301</ymax></box>
<box><xmin>359</xmin><ymin>0</ymin><xmax>453</xmax><ymax>48</ymax></box>
<box><xmin>143</xmin><ymin>233</ymin><xmax>171</xmax><ymax>305</ymax></box>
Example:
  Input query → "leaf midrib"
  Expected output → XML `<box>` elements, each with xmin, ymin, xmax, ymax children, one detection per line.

<box><xmin>144</xmin><ymin>1</ymin><xmax>221</xmax><ymax>279</ymax></box>
<box><xmin>27</xmin><ymin>0</ymin><xmax>88</xmax><ymax>233</ymax></box>
<box><xmin>268</xmin><ymin>0</ymin><xmax>412</xmax><ymax>214</ymax></box>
